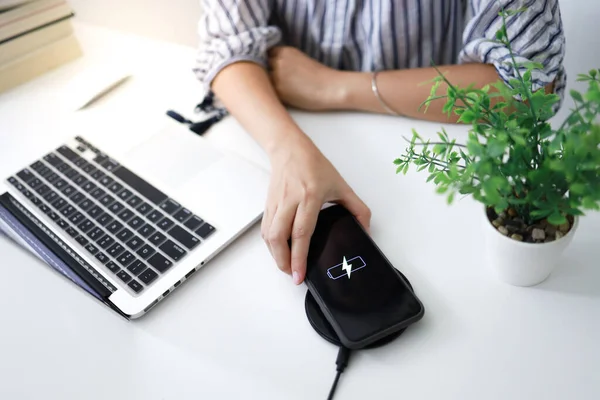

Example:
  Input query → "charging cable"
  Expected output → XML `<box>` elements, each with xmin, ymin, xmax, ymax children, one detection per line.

<box><xmin>328</xmin><ymin>347</ymin><xmax>351</xmax><ymax>400</ymax></box>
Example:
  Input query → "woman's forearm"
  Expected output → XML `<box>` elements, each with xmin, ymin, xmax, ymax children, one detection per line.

<box><xmin>329</xmin><ymin>63</ymin><xmax>508</xmax><ymax>123</ymax></box>
<box><xmin>211</xmin><ymin>62</ymin><xmax>309</xmax><ymax>157</ymax></box>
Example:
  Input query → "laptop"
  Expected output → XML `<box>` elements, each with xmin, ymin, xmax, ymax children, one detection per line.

<box><xmin>0</xmin><ymin>118</ymin><xmax>269</xmax><ymax>318</ymax></box>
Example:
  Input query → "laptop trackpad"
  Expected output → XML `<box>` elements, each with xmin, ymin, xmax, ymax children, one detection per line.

<box><xmin>122</xmin><ymin>126</ymin><xmax>222</xmax><ymax>191</ymax></box>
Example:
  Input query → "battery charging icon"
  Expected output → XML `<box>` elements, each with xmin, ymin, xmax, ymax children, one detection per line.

<box><xmin>327</xmin><ymin>256</ymin><xmax>367</xmax><ymax>280</ymax></box>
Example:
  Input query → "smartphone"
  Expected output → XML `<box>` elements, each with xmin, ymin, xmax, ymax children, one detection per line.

<box><xmin>302</xmin><ymin>204</ymin><xmax>424</xmax><ymax>349</ymax></box>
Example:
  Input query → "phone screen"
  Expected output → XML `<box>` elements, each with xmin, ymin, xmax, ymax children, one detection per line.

<box><xmin>305</xmin><ymin>205</ymin><xmax>424</xmax><ymax>347</ymax></box>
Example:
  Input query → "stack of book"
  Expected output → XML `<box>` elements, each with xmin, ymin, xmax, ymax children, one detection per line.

<box><xmin>0</xmin><ymin>0</ymin><xmax>82</xmax><ymax>94</ymax></box>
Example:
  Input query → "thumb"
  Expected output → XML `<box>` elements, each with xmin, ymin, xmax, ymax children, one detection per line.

<box><xmin>336</xmin><ymin>187</ymin><xmax>372</xmax><ymax>234</ymax></box>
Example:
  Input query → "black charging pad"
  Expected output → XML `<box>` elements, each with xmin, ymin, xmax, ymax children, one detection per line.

<box><xmin>304</xmin><ymin>268</ymin><xmax>414</xmax><ymax>349</ymax></box>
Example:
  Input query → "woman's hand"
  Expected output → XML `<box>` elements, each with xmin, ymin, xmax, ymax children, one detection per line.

<box><xmin>262</xmin><ymin>134</ymin><xmax>371</xmax><ymax>285</ymax></box>
<box><xmin>268</xmin><ymin>46</ymin><xmax>345</xmax><ymax>111</ymax></box>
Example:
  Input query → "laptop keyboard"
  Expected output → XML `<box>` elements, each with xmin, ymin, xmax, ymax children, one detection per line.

<box><xmin>6</xmin><ymin>137</ymin><xmax>216</xmax><ymax>295</ymax></box>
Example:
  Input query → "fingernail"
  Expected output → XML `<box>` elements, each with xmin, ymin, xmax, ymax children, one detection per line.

<box><xmin>292</xmin><ymin>271</ymin><xmax>301</xmax><ymax>285</ymax></box>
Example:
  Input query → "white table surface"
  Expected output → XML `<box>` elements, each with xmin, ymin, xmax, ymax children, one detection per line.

<box><xmin>1</xmin><ymin>22</ymin><xmax>599</xmax><ymax>400</ymax></box>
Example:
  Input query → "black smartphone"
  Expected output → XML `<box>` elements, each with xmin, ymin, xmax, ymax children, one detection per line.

<box><xmin>303</xmin><ymin>204</ymin><xmax>424</xmax><ymax>349</ymax></box>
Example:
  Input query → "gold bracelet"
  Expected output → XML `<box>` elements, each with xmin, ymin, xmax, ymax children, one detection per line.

<box><xmin>371</xmin><ymin>71</ymin><xmax>400</xmax><ymax>116</ymax></box>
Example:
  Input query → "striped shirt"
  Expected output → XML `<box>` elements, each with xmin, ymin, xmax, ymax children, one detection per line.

<box><xmin>194</xmin><ymin>0</ymin><xmax>566</xmax><ymax>107</ymax></box>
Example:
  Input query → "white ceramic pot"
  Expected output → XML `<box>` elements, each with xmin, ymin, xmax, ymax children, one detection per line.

<box><xmin>482</xmin><ymin>207</ymin><xmax>579</xmax><ymax>286</ymax></box>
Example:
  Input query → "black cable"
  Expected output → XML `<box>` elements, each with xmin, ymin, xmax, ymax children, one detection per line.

<box><xmin>327</xmin><ymin>347</ymin><xmax>351</xmax><ymax>400</ymax></box>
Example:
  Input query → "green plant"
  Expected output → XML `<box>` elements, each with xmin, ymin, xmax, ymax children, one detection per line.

<box><xmin>394</xmin><ymin>8</ymin><xmax>600</xmax><ymax>227</ymax></box>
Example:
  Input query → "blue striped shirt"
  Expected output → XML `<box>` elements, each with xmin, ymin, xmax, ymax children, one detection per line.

<box><xmin>194</xmin><ymin>0</ymin><xmax>566</xmax><ymax>107</ymax></box>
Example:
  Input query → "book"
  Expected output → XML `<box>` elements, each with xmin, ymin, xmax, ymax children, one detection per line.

<box><xmin>0</xmin><ymin>0</ymin><xmax>73</xmax><ymax>42</ymax></box>
<box><xmin>0</xmin><ymin>32</ymin><xmax>82</xmax><ymax>94</ymax></box>
<box><xmin>0</xmin><ymin>0</ymin><xmax>35</xmax><ymax>12</ymax></box>
<box><xmin>0</xmin><ymin>16</ymin><xmax>73</xmax><ymax>65</ymax></box>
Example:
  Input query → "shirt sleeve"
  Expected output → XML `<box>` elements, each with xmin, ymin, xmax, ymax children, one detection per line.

<box><xmin>459</xmin><ymin>0</ymin><xmax>566</xmax><ymax>110</ymax></box>
<box><xmin>194</xmin><ymin>0</ymin><xmax>282</xmax><ymax>93</ymax></box>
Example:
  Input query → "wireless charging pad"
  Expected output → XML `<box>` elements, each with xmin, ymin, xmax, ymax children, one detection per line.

<box><xmin>304</xmin><ymin>268</ymin><xmax>414</xmax><ymax>349</ymax></box>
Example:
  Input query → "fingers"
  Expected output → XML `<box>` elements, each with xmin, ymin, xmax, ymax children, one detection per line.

<box><xmin>336</xmin><ymin>186</ymin><xmax>372</xmax><ymax>234</ymax></box>
<box><xmin>289</xmin><ymin>198</ymin><xmax>321</xmax><ymax>285</ymax></box>
<box><xmin>266</xmin><ymin>202</ymin><xmax>297</xmax><ymax>275</ymax></box>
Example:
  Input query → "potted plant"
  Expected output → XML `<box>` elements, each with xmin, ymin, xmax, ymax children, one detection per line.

<box><xmin>394</xmin><ymin>9</ymin><xmax>600</xmax><ymax>286</ymax></box>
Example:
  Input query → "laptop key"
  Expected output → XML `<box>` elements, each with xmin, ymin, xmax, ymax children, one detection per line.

<box><xmin>17</xmin><ymin>169</ymin><xmax>34</xmax><ymax>182</ymax></box>
<box><xmin>61</xmin><ymin>185</ymin><xmax>76</xmax><ymax>197</ymax></box>
<box><xmin>196</xmin><ymin>223</ymin><xmax>216</xmax><ymax>239</ymax></box>
<box><xmin>51</xmin><ymin>198</ymin><xmax>67</xmax><ymax>211</ymax></box>
<box><xmin>78</xmin><ymin>219</ymin><xmax>95</xmax><ymax>233</ymax></box>
<box><xmin>98</xmin><ymin>235</ymin><xmax>115</xmax><ymax>249</ymax></box>
<box><xmin>78</xmin><ymin>198</ymin><xmax>94</xmax><ymax>211</ymax></box>
<box><xmin>117</xmin><ymin>208</ymin><xmax>134</xmax><ymax>222</ymax></box>
<box><xmin>56</xmin><ymin>163</ymin><xmax>70</xmax><ymax>173</ymax></box>
<box><xmin>107</xmin><ymin>243</ymin><xmax>125</xmax><ymax>257</ymax></box>
<box><xmin>99</xmin><ymin>194</ymin><xmax>115</xmax><ymax>207</ymax></box>
<box><xmin>173</xmin><ymin>208</ymin><xmax>192</xmax><ymax>223</ymax></box>
<box><xmin>82</xmin><ymin>163</ymin><xmax>96</xmax><ymax>175</ymax></box>
<box><xmin>56</xmin><ymin>145</ymin><xmax>79</xmax><ymax>161</ymax></box>
<box><xmin>127</xmin><ymin>260</ymin><xmax>146</xmax><ymax>275</ymax></box>
<box><xmin>87</xmin><ymin>227</ymin><xmax>105</xmax><ymax>241</ymax></box>
<box><xmin>65</xmin><ymin>227</ymin><xmax>78</xmax><ymax>237</ymax></box>
<box><xmin>138</xmin><ymin>224</ymin><xmax>156</xmax><ymax>238</ymax></box>
<box><xmin>136</xmin><ymin>202</ymin><xmax>152</xmax><ymax>215</ymax></box>
<box><xmin>53</xmin><ymin>179</ymin><xmax>67</xmax><ymax>190</ymax></box>
<box><xmin>148</xmin><ymin>232</ymin><xmax>166</xmax><ymax>246</ymax></box>
<box><xmin>43</xmin><ymin>153</ymin><xmax>62</xmax><ymax>166</ymax></box>
<box><xmin>73</xmin><ymin>175</ymin><xmax>87</xmax><ymax>187</ymax></box>
<box><xmin>82</xmin><ymin>181</ymin><xmax>97</xmax><ymax>193</ymax></box>
<box><xmin>91</xmin><ymin>169</ymin><xmax>105</xmax><ymax>181</ymax></box>
<box><xmin>136</xmin><ymin>245</ymin><xmax>155</xmax><ymax>260</ymax></box>
<box><xmin>147</xmin><ymin>210</ymin><xmax>164</xmax><ymax>223</ymax></box>
<box><xmin>93</xmin><ymin>154</ymin><xmax>108</xmax><ymax>165</ymax></box>
<box><xmin>65</xmin><ymin>168</ymin><xmax>79</xmax><ymax>179</ymax></box>
<box><xmin>75</xmin><ymin>235</ymin><xmax>89</xmax><ymax>246</ymax></box>
<box><xmin>102</xmin><ymin>158</ymin><xmax>120</xmax><ymax>172</ymax></box>
<box><xmin>47</xmin><ymin>211</ymin><xmax>59</xmax><ymax>221</ymax></box>
<box><xmin>108</xmin><ymin>201</ymin><xmax>125</xmax><ymax>214</ymax></box>
<box><xmin>95</xmin><ymin>252</ymin><xmax>109</xmax><ymax>264</ymax></box>
<box><xmin>84</xmin><ymin>243</ymin><xmax>99</xmax><ymax>255</ymax></box>
<box><xmin>97</xmin><ymin>213</ymin><xmax>114</xmax><ymax>227</ymax></box>
<box><xmin>148</xmin><ymin>253</ymin><xmax>173</xmax><ymax>273</ymax></box>
<box><xmin>157</xmin><ymin>217</ymin><xmax>174</xmax><ymax>231</ymax></box>
<box><xmin>35</xmin><ymin>184</ymin><xmax>50</xmax><ymax>196</ymax></box>
<box><xmin>126</xmin><ymin>195</ymin><xmax>142</xmax><ymax>208</ymax></box>
<box><xmin>45</xmin><ymin>172</ymin><xmax>60</xmax><ymax>184</ymax></box>
<box><xmin>27</xmin><ymin>178</ymin><xmax>42</xmax><ymax>189</ymax></box>
<box><xmin>106</xmin><ymin>220</ymin><xmax>124</xmax><ymax>234</ymax></box>
<box><xmin>168</xmin><ymin>225</ymin><xmax>200</xmax><ymax>250</ymax></box>
<box><xmin>99</xmin><ymin>175</ymin><xmax>114</xmax><ymax>187</ymax></box>
<box><xmin>74</xmin><ymin>158</ymin><xmax>88</xmax><ymax>168</ymax></box>
<box><xmin>69</xmin><ymin>212</ymin><xmax>85</xmax><ymax>225</ymax></box>
<box><xmin>128</xmin><ymin>280</ymin><xmax>143</xmax><ymax>293</ymax></box>
<box><xmin>108</xmin><ymin>182</ymin><xmax>123</xmax><ymax>194</ymax></box>
<box><xmin>112</xmin><ymin>166</ymin><xmax>168</xmax><ymax>205</ymax></box>
<box><xmin>61</xmin><ymin>205</ymin><xmax>76</xmax><ymax>218</ymax></box>
<box><xmin>39</xmin><ymin>204</ymin><xmax>50</xmax><ymax>214</ymax></box>
<box><xmin>160</xmin><ymin>199</ymin><xmax>181</xmax><ymax>215</ymax></box>
<box><xmin>43</xmin><ymin>190</ymin><xmax>58</xmax><ymax>203</ymax></box>
<box><xmin>116</xmin><ymin>270</ymin><xmax>132</xmax><ymax>283</ymax></box>
<box><xmin>159</xmin><ymin>240</ymin><xmax>187</xmax><ymax>261</ymax></box>
<box><xmin>30</xmin><ymin>161</ymin><xmax>44</xmax><ymax>172</ymax></box>
<box><xmin>116</xmin><ymin>228</ymin><xmax>134</xmax><ymax>242</ymax></box>
<box><xmin>87</xmin><ymin>205</ymin><xmax>103</xmax><ymax>219</ymax></box>
<box><xmin>125</xmin><ymin>236</ymin><xmax>143</xmax><ymax>251</ymax></box>
<box><xmin>139</xmin><ymin>268</ymin><xmax>158</xmax><ymax>284</ymax></box>
<box><xmin>56</xmin><ymin>218</ymin><xmax>68</xmax><ymax>230</ymax></box>
<box><xmin>127</xmin><ymin>216</ymin><xmax>144</xmax><ymax>230</ymax></box>
<box><xmin>118</xmin><ymin>189</ymin><xmax>133</xmax><ymax>201</ymax></box>
<box><xmin>184</xmin><ymin>215</ymin><xmax>204</xmax><ymax>231</ymax></box>
<box><xmin>117</xmin><ymin>251</ymin><xmax>135</xmax><ymax>267</ymax></box>
<box><xmin>90</xmin><ymin>188</ymin><xmax>106</xmax><ymax>199</ymax></box>
<box><xmin>106</xmin><ymin>261</ymin><xmax>120</xmax><ymax>273</ymax></box>
<box><xmin>69</xmin><ymin>190</ymin><xmax>85</xmax><ymax>203</ymax></box>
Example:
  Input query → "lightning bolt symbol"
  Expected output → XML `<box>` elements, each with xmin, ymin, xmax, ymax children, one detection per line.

<box><xmin>342</xmin><ymin>256</ymin><xmax>352</xmax><ymax>279</ymax></box>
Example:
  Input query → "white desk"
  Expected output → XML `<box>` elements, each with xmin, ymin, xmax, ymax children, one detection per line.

<box><xmin>1</xmin><ymin>23</ymin><xmax>599</xmax><ymax>400</ymax></box>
